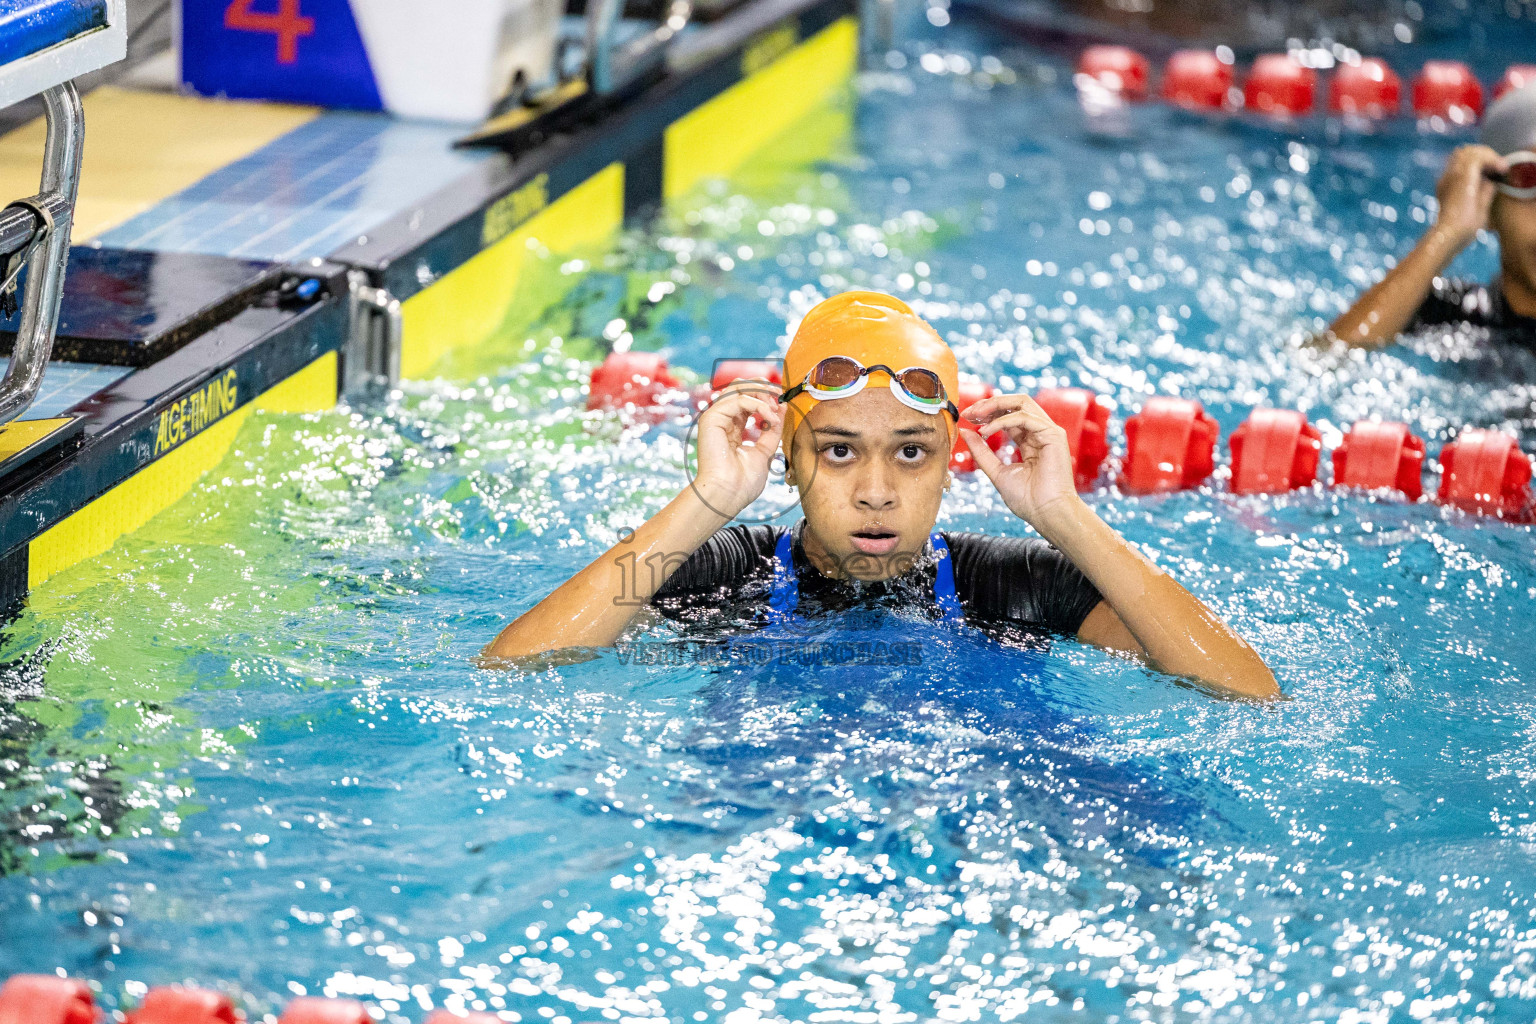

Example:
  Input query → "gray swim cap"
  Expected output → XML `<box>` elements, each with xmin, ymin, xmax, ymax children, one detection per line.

<box><xmin>1481</xmin><ymin>82</ymin><xmax>1536</xmax><ymax>155</ymax></box>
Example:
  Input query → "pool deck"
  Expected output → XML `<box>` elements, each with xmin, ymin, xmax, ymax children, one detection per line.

<box><xmin>0</xmin><ymin>0</ymin><xmax>858</xmax><ymax>605</ymax></box>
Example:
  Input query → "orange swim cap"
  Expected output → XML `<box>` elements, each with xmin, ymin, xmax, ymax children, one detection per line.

<box><xmin>781</xmin><ymin>291</ymin><xmax>961</xmax><ymax>463</ymax></box>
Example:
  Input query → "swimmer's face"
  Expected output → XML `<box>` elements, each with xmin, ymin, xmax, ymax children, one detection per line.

<box><xmin>1492</xmin><ymin>194</ymin><xmax>1536</xmax><ymax>290</ymax></box>
<box><xmin>785</xmin><ymin>386</ymin><xmax>952</xmax><ymax>581</ymax></box>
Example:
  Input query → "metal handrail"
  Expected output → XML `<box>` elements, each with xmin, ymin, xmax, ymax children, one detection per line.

<box><xmin>344</xmin><ymin>269</ymin><xmax>402</xmax><ymax>400</ymax></box>
<box><xmin>0</xmin><ymin>81</ymin><xmax>82</xmax><ymax>426</ymax></box>
<box><xmin>587</xmin><ymin>0</ymin><xmax>692</xmax><ymax>96</ymax></box>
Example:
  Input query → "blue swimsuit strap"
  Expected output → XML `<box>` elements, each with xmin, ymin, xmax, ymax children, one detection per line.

<box><xmin>768</xmin><ymin>529</ymin><xmax>964</xmax><ymax>622</ymax></box>
<box><xmin>767</xmin><ymin>529</ymin><xmax>799</xmax><ymax>622</ymax></box>
<box><xmin>929</xmin><ymin>533</ymin><xmax>964</xmax><ymax>619</ymax></box>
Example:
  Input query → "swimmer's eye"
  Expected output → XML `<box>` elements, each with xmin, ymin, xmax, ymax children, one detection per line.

<box><xmin>896</xmin><ymin>443</ymin><xmax>931</xmax><ymax>462</ymax></box>
<box><xmin>821</xmin><ymin>443</ymin><xmax>856</xmax><ymax>463</ymax></box>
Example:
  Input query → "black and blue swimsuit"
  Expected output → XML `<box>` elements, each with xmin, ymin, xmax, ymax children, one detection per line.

<box><xmin>651</xmin><ymin>519</ymin><xmax>1103</xmax><ymax>638</ymax></box>
<box><xmin>1409</xmin><ymin>276</ymin><xmax>1536</xmax><ymax>343</ymax></box>
<box><xmin>767</xmin><ymin>528</ymin><xmax>963</xmax><ymax>623</ymax></box>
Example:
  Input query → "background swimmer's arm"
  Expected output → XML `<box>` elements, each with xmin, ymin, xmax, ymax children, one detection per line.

<box><xmin>1325</xmin><ymin>225</ymin><xmax>1470</xmax><ymax>347</ymax></box>
<box><xmin>482</xmin><ymin>387</ymin><xmax>783</xmax><ymax>661</ymax></box>
<box><xmin>1325</xmin><ymin>145</ymin><xmax>1506</xmax><ymax>348</ymax></box>
<box><xmin>961</xmin><ymin>394</ymin><xmax>1281</xmax><ymax>701</ymax></box>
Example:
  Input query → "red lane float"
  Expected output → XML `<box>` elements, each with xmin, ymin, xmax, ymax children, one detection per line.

<box><xmin>710</xmin><ymin>359</ymin><xmax>781</xmax><ymax>391</ymax></box>
<box><xmin>276</xmin><ymin>998</ymin><xmax>371</xmax><ymax>1024</ymax></box>
<box><xmin>702</xmin><ymin>359</ymin><xmax>782</xmax><ymax>422</ymax></box>
<box><xmin>1412</xmin><ymin>60</ymin><xmax>1484</xmax><ymax>122</ymax></box>
<box><xmin>1121</xmin><ymin>397</ymin><xmax>1218</xmax><ymax>494</ymax></box>
<box><xmin>1227</xmin><ymin>408</ymin><xmax>1321</xmax><ymax>494</ymax></box>
<box><xmin>1034</xmin><ymin>387</ymin><xmax>1111</xmax><ymax>489</ymax></box>
<box><xmin>0</xmin><ymin>976</ymin><xmax>98</xmax><ymax>1024</ymax></box>
<box><xmin>127</xmin><ymin>987</ymin><xmax>241</xmax><ymax>1024</ymax></box>
<box><xmin>1244</xmin><ymin>54</ymin><xmax>1316</xmax><ymax>117</ymax></box>
<box><xmin>1074</xmin><ymin>48</ymin><xmax>1536</xmax><ymax>124</ymax></box>
<box><xmin>587</xmin><ymin>351</ymin><xmax>680</xmax><ymax>411</ymax></box>
<box><xmin>949</xmin><ymin>380</ymin><xmax>1009</xmax><ymax>473</ymax></box>
<box><xmin>1333</xmin><ymin>421</ymin><xmax>1425</xmax><ymax>499</ymax></box>
<box><xmin>425</xmin><ymin>1013</ymin><xmax>503</xmax><ymax>1024</ymax></box>
<box><xmin>1162</xmin><ymin>50</ymin><xmax>1233</xmax><ymax>111</ymax></box>
<box><xmin>1328</xmin><ymin>58</ymin><xmax>1402</xmax><ymax>118</ymax></box>
<box><xmin>1496</xmin><ymin>64</ymin><xmax>1536</xmax><ymax>99</ymax></box>
<box><xmin>1076</xmin><ymin>45</ymin><xmax>1150</xmax><ymax>100</ymax></box>
<box><xmin>1437</xmin><ymin>429</ymin><xmax>1533</xmax><ymax>517</ymax></box>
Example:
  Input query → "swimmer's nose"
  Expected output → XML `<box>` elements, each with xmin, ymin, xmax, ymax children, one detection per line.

<box><xmin>852</xmin><ymin>461</ymin><xmax>899</xmax><ymax>511</ymax></box>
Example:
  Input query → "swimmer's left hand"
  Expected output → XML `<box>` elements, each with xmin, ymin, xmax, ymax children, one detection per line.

<box><xmin>960</xmin><ymin>394</ymin><xmax>1080</xmax><ymax>526</ymax></box>
<box><xmin>692</xmin><ymin>381</ymin><xmax>786</xmax><ymax>518</ymax></box>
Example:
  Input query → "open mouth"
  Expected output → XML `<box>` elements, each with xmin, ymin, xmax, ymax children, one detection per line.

<box><xmin>850</xmin><ymin>529</ymin><xmax>900</xmax><ymax>555</ymax></box>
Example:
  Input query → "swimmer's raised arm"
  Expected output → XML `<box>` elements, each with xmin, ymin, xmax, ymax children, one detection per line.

<box><xmin>963</xmin><ymin>394</ymin><xmax>1280</xmax><ymax>701</ymax></box>
<box><xmin>1325</xmin><ymin>145</ymin><xmax>1506</xmax><ymax>348</ymax></box>
<box><xmin>482</xmin><ymin>385</ymin><xmax>783</xmax><ymax>662</ymax></box>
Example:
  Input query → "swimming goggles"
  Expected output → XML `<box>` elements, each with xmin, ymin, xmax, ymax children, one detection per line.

<box><xmin>780</xmin><ymin>355</ymin><xmax>960</xmax><ymax>418</ymax></box>
<box><xmin>1488</xmin><ymin>151</ymin><xmax>1536</xmax><ymax>200</ymax></box>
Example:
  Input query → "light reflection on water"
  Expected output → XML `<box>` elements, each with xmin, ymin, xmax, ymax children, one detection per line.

<box><xmin>3</xmin><ymin>9</ymin><xmax>1536</xmax><ymax>1024</ymax></box>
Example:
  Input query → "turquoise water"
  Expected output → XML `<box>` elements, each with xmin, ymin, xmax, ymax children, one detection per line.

<box><xmin>3</xmin><ymin>9</ymin><xmax>1536</xmax><ymax>1024</ymax></box>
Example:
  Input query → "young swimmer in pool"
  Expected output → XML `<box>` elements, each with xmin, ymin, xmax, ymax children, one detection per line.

<box><xmin>485</xmin><ymin>292</ymin><xmax>1280</xmax><ymax>699</ymax></box>
<box><xmin>1330</xmin><ymin>82</ymin><xmax>1536</xmax><ymax>346</ymax></box>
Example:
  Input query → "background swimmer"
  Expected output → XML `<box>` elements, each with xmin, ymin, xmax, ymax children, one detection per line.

<box><xmin>485</xmin><ymin>292</ymin><xmax>1280</xmax><ymax>700</ymax></box>
<box><xmin>1330</xmin><ymin>82</ymin><xmax>1536</xmax><ymax>346</ymax></box>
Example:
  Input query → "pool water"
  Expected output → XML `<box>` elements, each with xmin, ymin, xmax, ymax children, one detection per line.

<box><xmin>4</xmin><ymin>6</ymin><xmax>1536</xmax><ymax>1023</ymax></box>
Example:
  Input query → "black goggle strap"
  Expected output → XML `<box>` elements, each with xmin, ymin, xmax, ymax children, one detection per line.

<box><xmin>778</xmin><ymin>381</ymin><xmax>809</xmax><ymax>404</ymax></box>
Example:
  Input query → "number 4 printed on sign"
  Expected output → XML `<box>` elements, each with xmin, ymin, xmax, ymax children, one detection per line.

<box><xmin>224</xmin><ymin>0</ymin><xmax>316</xmax><ymax>64</ymax></box>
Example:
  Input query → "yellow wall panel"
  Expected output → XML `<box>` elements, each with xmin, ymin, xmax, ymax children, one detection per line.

<box><xmin>28</xmin><ymin>352</ymin><xmax>337</xmax><ymax>589</ymax></box>
<box><xmin>253</xmin><ymin>350</ymin><xmax>338</xmax><ymax>414</ymax></box>
<box><xmin>28</xmin><ymin>406</ymin><xmax>252</xmax><ymax>589</ymax></box>
<box><xmin>664</xmin><ymin>17</ymin><xmax>857</xmax><ymax>201</ymax></box>
<box><xmin>400</xmin><ymin>163</ymin><xmax>625</xmax><ymax>379</ymax></box>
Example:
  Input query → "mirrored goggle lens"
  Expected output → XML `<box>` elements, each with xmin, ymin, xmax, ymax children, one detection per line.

<box><xmin>894</xmin><ymin>368</ymin><xmax>945</xmax><ymax>403</ymax></box>
<box><xmin>1505</xmin><ymin>160</ymin><xmax>1536</xmax><ymax>191</ymax></box>
<box><xmin>806</xmin><ymin>356</ymin><xmax>864</xmax><ymax>392</ymax></box>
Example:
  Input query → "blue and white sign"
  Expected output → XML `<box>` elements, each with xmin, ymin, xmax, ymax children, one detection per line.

<box><xmin>179</xmin><ymin>0</ymin><xmax>561</xmax><ymax>122</ymax></box>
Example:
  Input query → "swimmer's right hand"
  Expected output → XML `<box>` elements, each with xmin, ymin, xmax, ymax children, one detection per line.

<box><xmin>690</xmin><ymin>381</ymin><xmax>785</xmax><ymax>518</ymax></box>
<box><xmin>1435</xmin><ymin>145</ymin><xmax>1507</xmax><ymax>247</ymax></box>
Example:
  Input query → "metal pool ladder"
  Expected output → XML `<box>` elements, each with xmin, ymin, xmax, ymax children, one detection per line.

<box><xmin>0</xmin><ymin>0</ymin><xmax>126</xmax><ymax>426</ymax></box>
